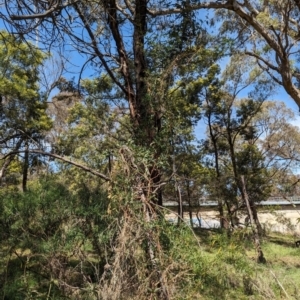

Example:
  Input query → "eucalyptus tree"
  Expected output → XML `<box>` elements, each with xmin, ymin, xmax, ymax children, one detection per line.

<box><xmin>254</xmin><ymin>101</ymin><xmax>300</xmax><ymax>196</ymax></box>
<box><xmin>213</xmin><ymin>0</ymin><xmax>300</xmax><ymax>108</ymax></box>
<box><xmin>202</xmin><ymin>53</ymin><xmax>273</xmax><ymax>233</ymax></box>
<box><xmin>148</xmin><ymin>0</ymin><xmax>300</xmax><ymax>110</ymax></box>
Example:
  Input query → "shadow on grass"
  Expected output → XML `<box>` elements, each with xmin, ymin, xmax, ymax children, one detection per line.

<box><xmin>267</xmin><ymin>236</ymin><xmax>296</xmax><ymax>248</ymax></box>
<box><xmin>193</xmin><ymin>227</ymin><xmax>223</xmax><ymax>243</ymax></box>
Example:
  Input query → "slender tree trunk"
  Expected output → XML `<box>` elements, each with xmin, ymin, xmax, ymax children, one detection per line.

<box><xmin>196</xmin><ymin>211</ymin><xmax>202</xmax><ymax>228</ymax></box>
<box><xmin>176</xmin><ymin>183</ymin><xmax>183</xmax><ymax>225</ymax></box>
<box><xmin>22</xmin><ymin>139</ymin><xmax>29</xmax><ymax>192</ymax></box>
<box><xmin>241</xmin><ymin>175</ymin><xmax>266</xmax><ymax>264</ymax></box>
<box><xmin>186</xmin><ymin>179</ymin><xmax>194</xmax><ymax>227</ymax></box>
<box><xmin>249</xmin><ymin>198</ymin><xmax>264</xmax><ymax>236</ymax></box>
<box><xmin>172</xmin><ymin>142</ymin><xmax>183</xmax><ymax>224</ymax></box>
<box><xmin>206</xmin><ymin>104</ymin><xmax>225</xmax><ymax>228</ymax></box>
<box><xmin>226</xmin><ymin>124</ymin><xmax>240</xmax><ymax>212</ymax></box>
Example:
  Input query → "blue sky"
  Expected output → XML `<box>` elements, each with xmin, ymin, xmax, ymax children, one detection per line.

<box><xmin>1</xmin><ymin>9</ymin><xmax>300</xmax><ymax>138</ymax></box>
<box><xmin>194</xmin><ymin>62</ymin><xmax>300</xmax><ymax>140</ymax></box>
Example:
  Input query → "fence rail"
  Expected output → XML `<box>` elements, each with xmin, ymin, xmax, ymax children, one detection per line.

<box><xmin>164</xmin><ymin>196</ymin><xmax>300</xmax><ymax>208</ymax></box>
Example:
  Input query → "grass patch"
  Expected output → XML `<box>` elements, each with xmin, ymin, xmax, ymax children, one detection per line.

<box><xmin>190</xmin><ymin>229</ymin><xmax>300</xmax><ymax>299</ymax></box>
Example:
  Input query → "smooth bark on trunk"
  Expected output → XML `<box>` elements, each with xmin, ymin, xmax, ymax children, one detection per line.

<box><xmin>176</xmin><ymin>183</ymin><xmax>183</xmax><ymax>225</ymax></box>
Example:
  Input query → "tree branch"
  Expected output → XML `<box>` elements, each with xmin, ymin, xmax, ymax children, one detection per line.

<box><xmin>73</xmin><ymin>2</ymin><xmax>129</xmax><ymax>97</ymax></box>
<box><xmin>2</xmin><ymin>149</ymin><xmax>111</xmax><ymax>181</ymax></box>
<box><xmin>0</xmin><ymin>133</ymin><xmax>22</xmax><ymax>145</ymax></box>
<box><xmin>256</xmin><ymin>60</ymin><xmax>283</xmax><ymax>85</ymax></box>
<box><xmin>103</xmin><ymin>0</ymin><xmax>137</xmax><ymax>123</ymax></box>
<box><xmin>10</xmin><ymin>1</ymin><xmax>70</xmax><ymax>20</ymax></box>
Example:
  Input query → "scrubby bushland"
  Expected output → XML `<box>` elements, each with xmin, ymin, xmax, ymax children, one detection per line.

<box><xmin>1</xmin><ymin>175</ymin><xmax>300</xmax><ymax>299</ymax></box>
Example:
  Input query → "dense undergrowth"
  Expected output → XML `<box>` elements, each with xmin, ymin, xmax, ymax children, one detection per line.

<box><xmin>1</xmin><ymin>177</ymin><xmax>300</xmax><ymax>299</ymax></box>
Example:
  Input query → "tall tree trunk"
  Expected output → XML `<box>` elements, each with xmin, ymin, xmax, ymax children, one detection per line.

<box><xmin>249</xmin><ymin>197</ymin><xmax>264</xmax><ymax>236</ymax></box>
<box><xmin>186</xmin><ymin>179</ymin><xmax>194</xmax><ymax>227</ymax></box>
<box><xmin>76</xmin><ymin>0</ymin><xmax>163</xmax><ymax>208</ymax></box>
<box><xmin>22</xmin><ymin>139</ymin><xmax>29</xmax><ymax>192</ymax></box>
<box><xmin>176</xmin><ymin>182</ymin><xmax>183</xmax><ymax>225</ymax></box>
<box><xmin>173</xmin><ymin>153</ymin><xmax>183</xmax><ymax>224</ymax></box>
<box><xmin>241</xmin><ymin>175</ymin><xmax>266</xmax><ymax>264</ymax></box>
<box><xmin>226</xmin><ymin>120</ymin><xmax>240</xmax><ymax>213</ymax></box>
<box><xmin>206</xmin><ymin>103</ymin><xmax>225</xmax><ymax>228</ymax></box>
